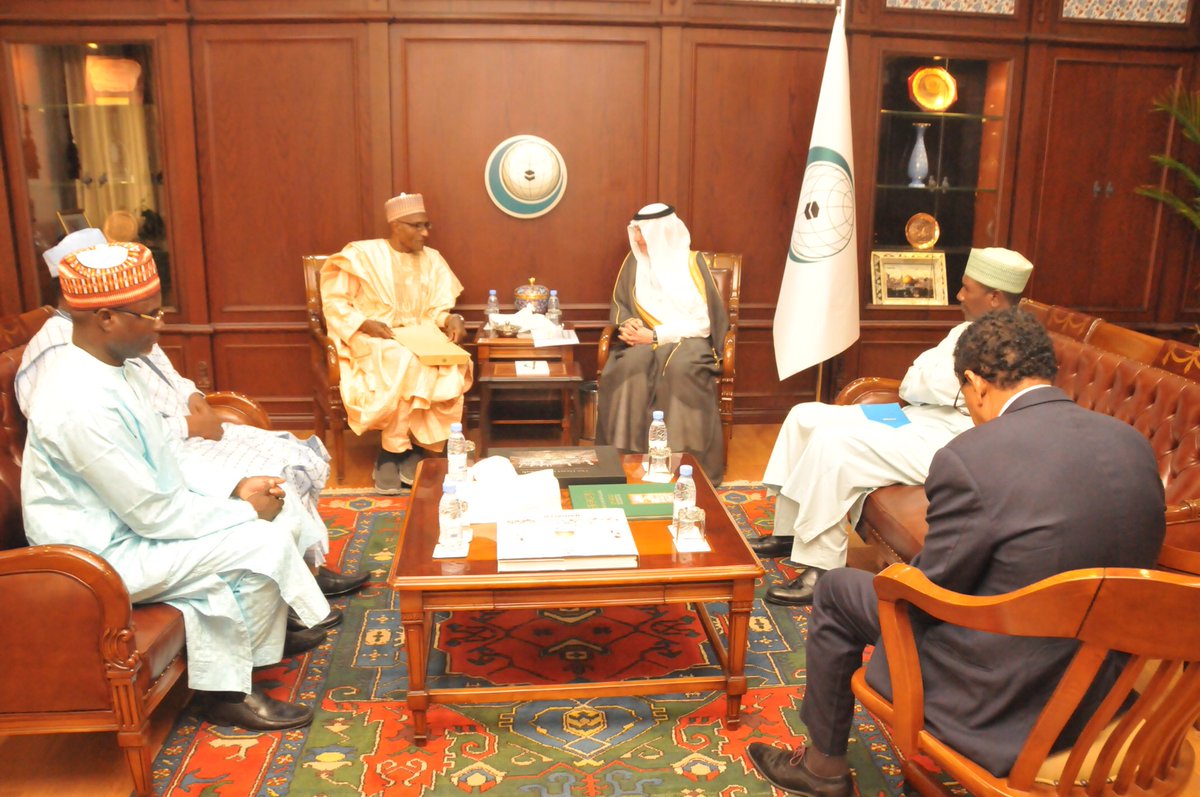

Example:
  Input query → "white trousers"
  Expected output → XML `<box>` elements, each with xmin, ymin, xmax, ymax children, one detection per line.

<box><xmin>762</xmin><ymin>402</ymin><xmax>963</xmax><ymax>570</ymax></box>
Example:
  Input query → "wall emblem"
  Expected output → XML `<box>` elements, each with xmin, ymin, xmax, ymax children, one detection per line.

<box><xmin>484</xmin><ymin>134</ymin><xmax>568</xmax><ymax>219</ymax></box>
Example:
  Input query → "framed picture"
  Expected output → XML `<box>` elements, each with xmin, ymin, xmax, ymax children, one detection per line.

<box><xmin>56</xmin><ymin>208</ymin><xmax>93</xmax><ymax>234</ymax></box>
<box><xmin>870</xmin><ymin>250</ymin><xmax>948</xmax><ymax>306</ymax></box>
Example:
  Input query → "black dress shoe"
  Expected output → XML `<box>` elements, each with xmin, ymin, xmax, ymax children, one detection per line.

<box><xmin>283</xmin><ymin>625</ymin><xmax>327</xmax><ymax>657</ymax></box>
<box><xmin>201</xmin><ymin>689</ymin><xmax>315</xmax><ymax>731</ymax></box>
<box><xmin>764</xmin><ymin>567</ymin><xmax>827</xmax><ymax>606</ymax></box>
<box><xmin>749</xmin><ymin>534</ymin><xmax>795</xmax><ymax>558</ymax></box>
<box><xmin>315</xmin><ymin>565</ymin><xmax>370</xmax><ymax>597</ymax></box>
<box><xmin>287</xmin><ymin>607</ymin><xmax>344</xmax><ymax>633</ymax></box>
<box><xmin>747</xmin><ymin>743</ymin><xmax>853</xmax><ymax>797</ymax></box>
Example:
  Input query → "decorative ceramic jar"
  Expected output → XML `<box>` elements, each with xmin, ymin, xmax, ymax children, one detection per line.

<box><xmin>514</xmin><ymin>277</ymin><xmax>550</xmax><ymax>313</ymax></box>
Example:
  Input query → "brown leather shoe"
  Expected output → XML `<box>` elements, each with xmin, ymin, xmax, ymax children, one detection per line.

<box><xmin>764</xmin><ymin>567</ymin><xmax>827</xmax><ymax>606</ymax></box>
<box><xmin>201</xmin><ymin>690</ymin><xmax>315</xmax><ymax>731</ymax></box>
<box><xmin>747</xmin><ymin>743</ymin><xmax>853</xmax><ymax>797</ymax></box>
<box><xmin>748</xmin><ymin>534</ymin><xmax>794</xmax><ymax>558</ymax></box>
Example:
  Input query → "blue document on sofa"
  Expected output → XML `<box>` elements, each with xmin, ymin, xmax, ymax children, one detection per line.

<box><xmin>861</xmin><ymin>403</ymin><xmax>911</xmax><ymax>428</ymax></box>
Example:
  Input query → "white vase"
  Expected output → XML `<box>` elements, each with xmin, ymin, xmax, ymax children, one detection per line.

<box><xmin>907</xmin><ymin>123</ymin><xmax>931</xmax><ymax>188</ymax></box>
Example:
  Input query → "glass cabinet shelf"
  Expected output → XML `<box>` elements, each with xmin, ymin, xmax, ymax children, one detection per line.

<box><xmin>872</xmin><ymin>54</ymin><xmax>1012</xmax><ymax>297</ymax></box>
<box><xmin>877</xmin><ymin>184</ymin><xmax>999</xmax><ymax>193</ymax></box>
<box><xmin>880</xmin><ymin>109</ymin><xmax>1003</xmax><ymax>123</ymax></box>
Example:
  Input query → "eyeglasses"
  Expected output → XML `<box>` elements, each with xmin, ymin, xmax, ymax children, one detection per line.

<box><xmin>105</xmin><ymin>307</ymin><xmax>166</xmax><ymax>322</ymax></box>
<box><xmin>953</xmin><ymin>383</ymin><xmax>970</xmax><ymax>416</ymax></box>
<box><xmin>397</xmin><ymin>220</ymin><xmax>433</xmax><ymax>231</ymax></box>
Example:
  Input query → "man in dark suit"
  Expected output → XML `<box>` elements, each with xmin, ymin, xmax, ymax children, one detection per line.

<box><xmin>748</xmin><ymin>308</ymin><xmax>1166</xmax><ymax>796</ymax></box>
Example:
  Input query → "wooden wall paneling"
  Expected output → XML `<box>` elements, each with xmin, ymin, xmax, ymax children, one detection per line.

<box><xmin>191</xmin><ymin>22</ymin><xmax>391</xmax><ymax>332</ymax></box>
<box><xmin>190</xmin><ymin>0</ymin><xmax>388</xmax><ymax>20</ymax></box>
<box><xmin>1012</xmin><ymin>45</ymin><xmax>1188</xmax><ymax>321</ymax></box>
<box><xmin>0</xmin><ymin>137</ymin><xmax>22</xmax><ymax>316</ymax></box>
<box><xmin>157</xmin><ymin>23</ymin><xmax>209</xmax><ymax>326</ymax></box>
<box><xmin>391</xmin><ymin>23</ymin><xmax>660</xmax><ymax>326</ymax></box>
<box><xmin>157</xmin><ymin>329</ymin><xmax>217</xmax><ymax>392</ymax></box>
<box><xmin>0</xmin><ymin>0</ymin><xmax>185</xmax><ymax>22</ymax></box>
<box><xmin>212</xmin><ymin>330</ymin><xmax>313</xmax><ymax>425</ymax></box>
<box><xmin>684</xmin><ymin>0</ymin><xmax>846</xmax><ymax>28</ymax></box>
<box><xmin>394</xmin><ymin>0</ymin><xmax>659</xmax><ymax>20</ymax></box>
<box><xmin>839</xmin><ymin>321</ymin><xmax>954</xmax><ymax>383</ymax></box>
<box><xmin>680</xmin><ymin>26</ymin><xmax>837</xmax><ymax>414</ymax></box>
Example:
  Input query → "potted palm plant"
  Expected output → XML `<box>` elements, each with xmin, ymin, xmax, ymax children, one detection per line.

<box><xmin>1136</xmin><ymin>89</ymin><xmax>1200</xmax><ymax>230</ymax></box>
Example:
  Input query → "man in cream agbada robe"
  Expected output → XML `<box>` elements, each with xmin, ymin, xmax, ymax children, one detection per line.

<box><xmin>757</xmin><ymin>247</ymin><xmax>1034</xmax><ymax>606</ymax></box>
<box><xmin>21</xmin><ymin>242</ymin><xmax>330</xmax><ymax>730</ymax></box>
<box><xmin>321</xmin><ymin>193</ymin><xmax>472</xmax><ymax>492</ymax></box>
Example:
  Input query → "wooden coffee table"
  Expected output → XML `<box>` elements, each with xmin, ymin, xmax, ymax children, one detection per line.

<box><xmin>388</xmin><ymin>453</ymin><xmax>765</xmax><ymax>744</ymax></box>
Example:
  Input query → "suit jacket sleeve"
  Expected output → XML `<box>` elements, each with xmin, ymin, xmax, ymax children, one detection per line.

<box><xmin>911</xmin><ymin>444</ymin><xmax>995</xmax><ymax>593</ymax></box>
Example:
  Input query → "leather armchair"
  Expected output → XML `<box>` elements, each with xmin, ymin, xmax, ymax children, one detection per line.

<box><xmin>0</xmin><ymin>305</ymin><xmax>271</xmax><ymax>796</ymax></box>
<box><xmin>596</xmin><ymin>252</ymin><xmax>741</xmax><ymax>465</ymax></box>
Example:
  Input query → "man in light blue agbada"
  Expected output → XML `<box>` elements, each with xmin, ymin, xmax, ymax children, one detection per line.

<box><xmin>21</xmin><ymin>241</ymin><xmax>330</xmax><ymax>731</ymax></box>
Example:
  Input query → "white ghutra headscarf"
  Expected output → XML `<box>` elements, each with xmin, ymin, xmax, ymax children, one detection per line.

<box><xmin>627</xmin><ymin>203</ymin><xmax>709</xmax><ymax>342</ymax></box>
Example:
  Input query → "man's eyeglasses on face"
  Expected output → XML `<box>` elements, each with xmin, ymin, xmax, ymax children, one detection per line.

<box><xmin>953</xmin><ymin>383</ymin><xmax>970</xmax><ymax>416</ymax></box>
<box><xmin>105</xmin><ymin>307</ymin><xmax>166</xmax><ymax>322</ymax></box>
<box><xmin>398</xmin><ymin>220</ymin><xmax>433</xmax><ymax>231</ymax></box>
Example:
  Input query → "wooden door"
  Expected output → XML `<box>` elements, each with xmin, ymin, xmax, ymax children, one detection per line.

<box><xmin>1013</xmin><ymin>46</ymin><xmax>1188</xmax><ymax>321</ymax></box>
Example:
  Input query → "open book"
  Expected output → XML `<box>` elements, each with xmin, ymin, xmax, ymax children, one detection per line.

<box><xmin>495</xmin><ymin>508</ymin><xmax>639</xmax><ymax>572</ymax></box>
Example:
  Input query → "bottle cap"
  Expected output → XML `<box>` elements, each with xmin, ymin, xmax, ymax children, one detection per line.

<box><xmin>679</xmin><ymin>465</ymin><xmax>692</xmax><ymax>477</ymax></box>
<box><xmin>652</xmin><ymin>410</ymin><xmax>664</xmax><ymax>420</ymax></box>
<box><xmin>489</xmin><ymin>289</ymin><xmax>497</xmax><ymax>295</ymax></box>
<box><xmin>451</xmin><ymin>422</ymin><xmax>462</xmax><ymax>433</ymax></box>
<box><xmin>550</xmin><ymin>289</ymin><xmax>558</xmax><ymax>295</ymax></box>
<box><xmin>442</xmin><ymin>482</ymin><xmax>456</xmax><ymax>494</ymax></box>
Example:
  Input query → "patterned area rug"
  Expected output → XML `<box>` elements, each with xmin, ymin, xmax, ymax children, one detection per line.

<box><xmin>149</xmin><ymin>486</ymin><xmax>913</xmax><ymax>796</ymax></box>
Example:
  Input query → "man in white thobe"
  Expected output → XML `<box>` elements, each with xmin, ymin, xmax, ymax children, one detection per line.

<box><xmin>758</xmin><ymin>248</ymin><xmax>1034</xmax><ymax>605</ymax></box>
<box><xmin>22</xmin><ymin>242</ymin><xmax>330</xmax><ymax>730</ymax></box>
<box><xmin>17</xmin><ymin>229</ymin><xmax>368</xmax><ymax>604</ymax></box>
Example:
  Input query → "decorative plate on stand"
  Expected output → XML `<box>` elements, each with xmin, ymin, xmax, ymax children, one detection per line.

<box><xmin>904</xmin><ymin>212</ymin><xmax>941</xmax><ymax>250</ymax></box>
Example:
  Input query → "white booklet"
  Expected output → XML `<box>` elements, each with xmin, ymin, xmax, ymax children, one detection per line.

<box><xmin>496</xmin><ymin>508</ymin><xmax>639</xmax><ymax>572</ymax></box>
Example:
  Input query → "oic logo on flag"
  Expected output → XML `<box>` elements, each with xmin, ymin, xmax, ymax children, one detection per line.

<box><xmin>788</xmin><ymin>146</ymin><xmax>855</xmax><ymax>264</ymax></box>
<box><xmin>484</xmin><ymin>134</ymin><xmax>568</xmax><ymax>219</ymax></box>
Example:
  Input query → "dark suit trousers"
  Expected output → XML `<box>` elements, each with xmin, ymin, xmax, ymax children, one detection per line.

<box><xmin>800</xmin><ymin>567</ymin><xmax>880</xmax><ymax>757</ymax></box>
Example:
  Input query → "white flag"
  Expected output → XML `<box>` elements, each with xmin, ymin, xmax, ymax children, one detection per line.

<box><xmin>773</xmin><ymin>6</ymin><xmax>859</xmax><ymax>380</ymax></box>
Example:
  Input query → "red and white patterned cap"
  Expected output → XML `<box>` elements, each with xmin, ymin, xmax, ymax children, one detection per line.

<box><xmin>58</xmin><ymin>242</ymin><xmax>160</xmax><ymax>310</ymax></box>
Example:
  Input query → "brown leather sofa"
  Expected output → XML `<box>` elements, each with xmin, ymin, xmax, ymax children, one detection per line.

<box><xmin>843</xmin><ymin>299</ymin><xmax>1200</xmax><ymax>575</ymax></box>
<box><xmin>0</xmin><ymin>305</ymin><xmax>269</xmax><ymax>797</ymax></box>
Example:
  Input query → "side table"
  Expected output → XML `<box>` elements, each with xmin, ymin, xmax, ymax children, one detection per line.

<box><xmin>477</xmin><ymin>360</ymin><xmax>583</xmax><ymax>454</ymax></box>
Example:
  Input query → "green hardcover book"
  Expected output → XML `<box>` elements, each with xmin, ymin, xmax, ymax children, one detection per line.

<box><xmin>568</xmin><ymin>483</ymin><xmax>675</xmax><ymax>519</ymax></box>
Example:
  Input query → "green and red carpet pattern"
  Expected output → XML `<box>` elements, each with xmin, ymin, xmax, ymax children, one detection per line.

<box><xmin>147</xmin><ymin>486</ymin><xmax>938</xmax><ymax>796</ymax></box>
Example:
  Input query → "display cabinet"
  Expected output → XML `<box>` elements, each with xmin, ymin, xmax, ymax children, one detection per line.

<box><xmin>0</xmin><ymin>24</ymin><xmax>204</xmax><ymax>322</ymax></box>
<box><xmin>870</xmin><ymin>52</ymin><xmax>1014</xmax><ymax>301</ymax></box>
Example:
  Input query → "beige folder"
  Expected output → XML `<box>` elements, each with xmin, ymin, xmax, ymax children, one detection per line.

<box><xmin>391</xmin><ymin>323</ymin><xmax>471</xmax><ymax>366</ymax></box>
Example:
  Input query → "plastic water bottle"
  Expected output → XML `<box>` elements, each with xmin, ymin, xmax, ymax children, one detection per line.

<box><xmin>438</xmin><ymin>482</ymin><xmax>463</xmax><ymax>548</ymax></box>
<box><xmin>648</xmin><ymin>410</ymin><xmax>670</xmax><ymax>473</ymax></box>
<box><xmin>545</xmin><ymin>289</ymin><xmax>562</xmax><ymax>327</ymax></box>
<box><xmin>447</xmin><ymin>422</ymin><xmax>468</xmax><ymax>481</ymax></box>
<box><xmin>484</xmin><ymin>289</ymin><xmax>500</xmax><ymax>331</ymax></box>
<box><xmin>673</xmin><ymin>464</ymin><xmax>696</xmax><ymax>525</ymax></box>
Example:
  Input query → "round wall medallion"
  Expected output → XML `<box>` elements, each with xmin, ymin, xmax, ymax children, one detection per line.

<box><xmin>904</xmin><ymin>212</ymin><xmax>941</xmax><ymax>250</ymax></box>
<box><xmin>484</xmin><ymin>134</ymin><xmax>568</xmax><ymax>219</ymax></box>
